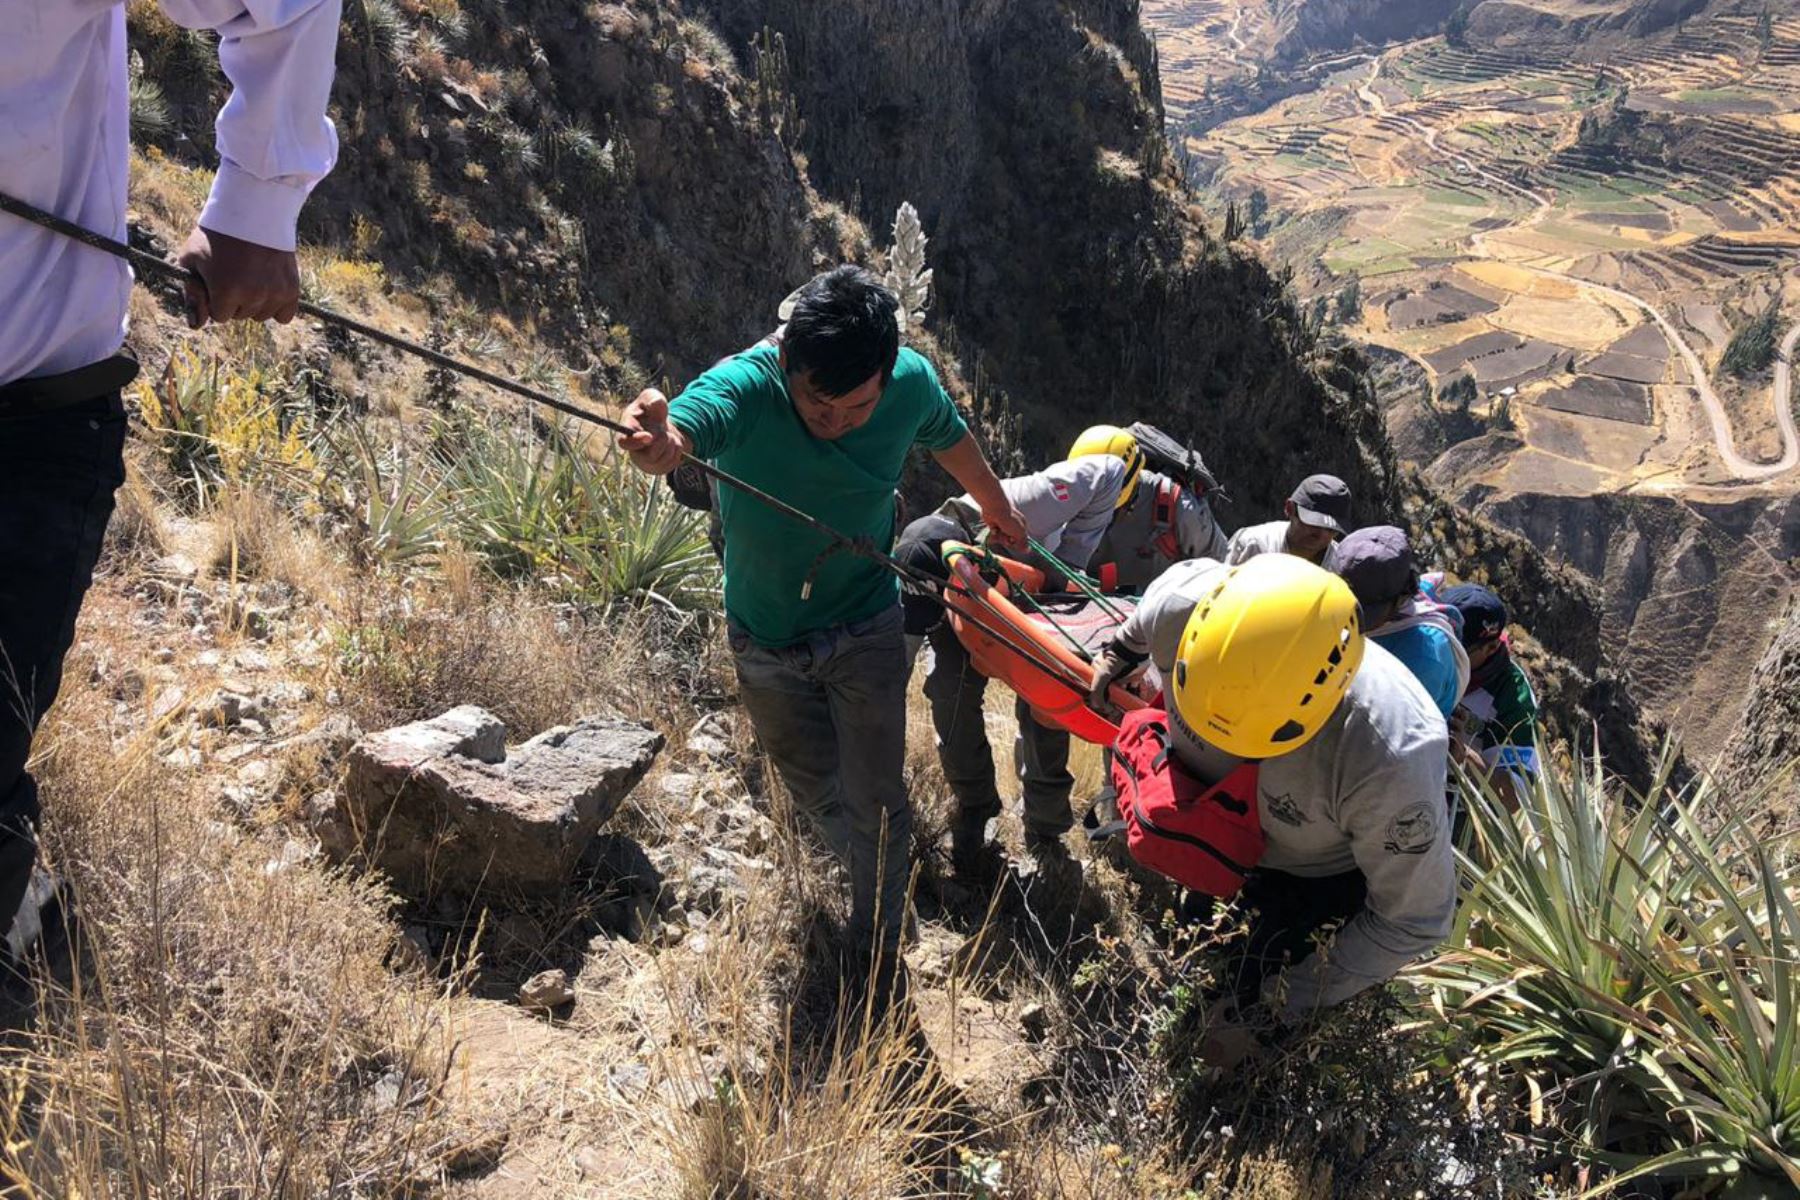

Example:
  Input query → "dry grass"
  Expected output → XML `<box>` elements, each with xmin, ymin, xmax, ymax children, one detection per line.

<box><xmin>102</xmin><ymin>454</ymin><xmax>171</xmax><ymax>568</ymax></box>
<box><xmin>661</xmin><ymin>1019</ymin><xmax>969</xmax><ymax>1200</ymax></box>
<box><xmin>2</xmin><ymin>646</ymin><xmax>459</xmax><ymax>1197</ymax></box>
<box><xmin>328</xmin><ymin>566</ymin><xmax>718</xmax><ymax>746</ymax></box>
<box><xmin>206</xmin><ymin>484</ymin><xmax>347</xmax><ymax>602</ymax></box>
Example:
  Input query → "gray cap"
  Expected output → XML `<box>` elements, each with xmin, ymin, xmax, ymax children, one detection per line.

<box><xmin>1290</xmin><ymin>474</ymin><xmax>1352</xmax><ymax>533</ymax></box>
<box><xmin>1334</xmin><ymin>525</ymin><xmax>1417</xmax><ymax>607</ymax></box>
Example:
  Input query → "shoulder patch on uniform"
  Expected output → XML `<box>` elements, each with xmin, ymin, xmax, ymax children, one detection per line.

<box><xmin>1384</xmin><ymin>801</ymin><xmax>1439</xmax><ymax>856</ymax></box>
<box><xmin>1051</xmin><ymin>481</ymin><xmax>1071</xmax><ymax>502</ymax></box>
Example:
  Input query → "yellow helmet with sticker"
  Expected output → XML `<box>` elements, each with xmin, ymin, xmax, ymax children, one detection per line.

<box><xmin>1068</xmin><ymin>425</ymin><xmax>1144</xmax><ymax>509</ymax></box>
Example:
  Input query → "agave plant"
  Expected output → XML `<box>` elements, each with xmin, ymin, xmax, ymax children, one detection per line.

<box><xmin>318</xmin><ymin>422</ymin><xmax>453</xmax><ymax>569</ymax></box>
<box><xmin>1416</xmin><ymin>744</ymin><xmax>1800</xmax><ymax>1196</ymax></box>
<box><xmin>443</xmin><ymin>419</ymin><xmax>598</xmax><ymax>582</ymax></box>
<box><xmin>575</xmin><ymin>459</ymin><xmax>719</xmax><ymax>616</ymax></box>
<box><xmin>442</xmin><ymin>420</ymin><xmax>718</xmax><ymax>615</ymax></box>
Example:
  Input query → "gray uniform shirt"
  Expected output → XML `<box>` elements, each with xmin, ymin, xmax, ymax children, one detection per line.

<box><xmin>1117</xmin><ymin>559</ymin><xmax>1453</xmax><ymax>1018</ymax></box>
<box><xmin>1089</xmin><ymin>470</ymin><xmax>1228</xmax><ymax>593</ymax></box>
<box><xmin>943</xmin><ymin>456</ymin><xmax>1128</xmax><ymax>570</ymax></box>
<box><xmin>1225</xmin><ymin>519</ymin><xmax>1342</xmax><ymax>571</ymax></box>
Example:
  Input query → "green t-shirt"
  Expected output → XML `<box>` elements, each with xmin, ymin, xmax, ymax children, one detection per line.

<box><xmin>670</xmin><ymin>342</ymin><xmax>969</xmax><ymax>646</ymax></box>
<box><xmin>1465</xmin><ymin>656</ymin><xmax>1540</xmax><ymax>776</ymax></box>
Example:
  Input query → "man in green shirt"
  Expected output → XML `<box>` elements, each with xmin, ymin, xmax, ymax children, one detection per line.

<box><xmin>619</xmin><ymin>266</ymin><xmax>1024</xmax><ymax>1002</ymax></box>
<box><xmin>1440</xmin><ymin>583</ymin><xmax>1540</xmax><ymax>811</ymax></box>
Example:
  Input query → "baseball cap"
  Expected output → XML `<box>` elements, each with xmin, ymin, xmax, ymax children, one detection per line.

<box><xmin>1334</xmin><ymin>526</ymin><xmax>1417</xmax><ymax>607</ymax></box>
<box><xmin>1439</xmin><ymin>582</ymin><xmax>1507</xmax><ymax>646</ymax></box>
<box><xmin>1290</xmin><ymin>474</ymin><xmax>1352</xmax><ymax>534</ymax></box>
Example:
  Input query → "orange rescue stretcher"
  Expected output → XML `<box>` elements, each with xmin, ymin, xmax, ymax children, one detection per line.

<box><xmin>939</xmin><ymin>541</ymin><xmax>1146</xmax><ymax>746</ymax></box>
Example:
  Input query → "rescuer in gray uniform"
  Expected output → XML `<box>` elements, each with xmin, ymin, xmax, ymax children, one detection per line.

<box><xmin>894</xmin><ymin>425</ymin><xmax>1226</xmax><ymax>875</ymax></box>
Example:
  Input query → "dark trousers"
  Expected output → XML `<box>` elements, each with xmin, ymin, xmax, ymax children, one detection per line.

<box><xmin>729</xmin><ymin>606</ymin><xmax>912</xmax><ymax>960</ymax></box>
<box><xmin>1219</xmin><ymin>867</ymin><xmax>1367</xmax><ymax>1008</ymax></box>
<box><xmin>0</xmin><ymin>393</ymin><xmax>127</xmax><ymax>940</ymax></box>
<box><xmin>894</xmin><ymin>513</ymin><xmax>1075</xmax><ymax>837</ymax></box>
<box><xmin>923</xmin><ymin>624</ymin><xmax>1075</xmax><ymax>837</ymax></box>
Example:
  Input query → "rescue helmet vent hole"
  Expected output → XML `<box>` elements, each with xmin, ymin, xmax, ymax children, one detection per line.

<box><xmin>1271</xmin><ymin>719</ymin><xmax>1307</xmax><ymax>744</ymax></box>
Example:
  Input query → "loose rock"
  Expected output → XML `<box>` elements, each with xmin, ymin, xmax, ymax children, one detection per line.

<box><xmin>519</xmin><ymin>968</ymin><xmax>576</xmax><ymax>1011</ymax></box>
<box><xmin>328</xmin><ymin>707</ymin><xmax>662</xmax><ymax>896</ymax></box>
<box><xmin>686</xmin><ymin>711</ymin><xmax>738</xmax><ymax>761</ymax></box>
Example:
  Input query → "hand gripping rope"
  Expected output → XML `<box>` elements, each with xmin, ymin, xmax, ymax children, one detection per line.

<box><xmin>0</xmin><ymin>191</ymin><xmax>1103</xmax><ymax>702</ymax></box>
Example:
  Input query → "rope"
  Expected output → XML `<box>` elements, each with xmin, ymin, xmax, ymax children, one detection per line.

<box><xmin>1023</xmin><ymin>534</ymin><xmax>1130</xmax><ymax>622</ymax></box>
<box><xmin>955</xmin><ymin>542</ymin><xmax>1094</xmax><ymax>663</ymax></box>
<box><xmin>0</xmin><ymin>191</ymin><xmax>1103</xmax><ymax>704</ymax></box>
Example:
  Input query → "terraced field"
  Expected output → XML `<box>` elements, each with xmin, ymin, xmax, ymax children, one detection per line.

<box><xmin>1146</xmin><ymin>1</ymin><xmax>1800</xmax><ymax>497</ymax></box>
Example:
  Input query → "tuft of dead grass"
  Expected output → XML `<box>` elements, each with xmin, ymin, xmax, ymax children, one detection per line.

<box><xmin>206</xmin><ymin>484</ymin><xmax>348</xmax><ymax>604</ymax></box>
<box><xmin>2</xmin><ymin>672</ymin><xmax>458</xmax><ymax>1196</ymax></box>
<box><xmin>101</xmin><ymin>455</ymin><xmax>170</xmax><ymax>569</ymax></box>
<box><xmin>330</xmin><ymin>565</ymin><xmax>722</xmax><ymax>747</ymax></box>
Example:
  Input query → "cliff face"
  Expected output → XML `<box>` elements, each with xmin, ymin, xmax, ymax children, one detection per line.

<box><xmin>1456</xmin><ymin>490</ymin><xmax>1800</xmax><ymax>759</ymax></box>
<box><xmin>1271</xmin><ymin>0</ymin><xmax>1461</xmax><ymax>60</ymax></box>
<box><xmin>1727</xmin><ymin>593</ymin><xmax>1800</xmax><ymax>820</ymax></box>
<box><xmin>1465</xmin><ymin>0</ymin><xmax>1713</xmax><ymax>46</ymax></box>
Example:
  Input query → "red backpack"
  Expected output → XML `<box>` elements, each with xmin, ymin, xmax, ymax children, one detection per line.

<box><xmin>1110</xmin><ymin>707</ymin><xmax>1265</xmax><ymax>896</ymax></box>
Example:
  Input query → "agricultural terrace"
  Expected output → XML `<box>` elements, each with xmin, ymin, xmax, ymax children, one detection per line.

<box><xmin>1148</xmin><ymin>1</ymin><xmax>1800</xmax><ymax>496</ymax></box>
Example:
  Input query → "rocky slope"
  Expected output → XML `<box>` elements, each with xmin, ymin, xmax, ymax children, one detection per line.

<box><xmin>1727</xmin><ymin>591</ymin><xmax>1800</xmax><ymax>820</ymax></box>
<box><xmin>1271</xmin><ymin>0</ymin><xmax>1461</xmax><ymax>60</ymax></box>
<box><xmin>1465</xmin><ymin>490</ymin><xmax>1800</xmax><ymax>759</ymax></box>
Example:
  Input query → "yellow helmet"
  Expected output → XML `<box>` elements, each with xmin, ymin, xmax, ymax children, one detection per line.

<box><xmin>1171</xmin><ymin>556</ymin><xmax>1365</xmax><ymax>759</ymax></box>
<box><xmin>1068</xmin><ymin>424</ymin><xmax>1145</xmax><ymax>509</ymax></box>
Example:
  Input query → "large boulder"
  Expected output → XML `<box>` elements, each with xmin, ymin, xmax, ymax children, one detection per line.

<box><xmin>331</xmin><ymin>707</ymin><xmax>663</xmax><ymax>897</ymax></box>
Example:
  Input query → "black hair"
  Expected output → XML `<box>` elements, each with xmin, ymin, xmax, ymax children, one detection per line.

<box><xmin>783</xmin><ymin>265</ymin><xmax>901</xmax><ymax>398</ymax></box>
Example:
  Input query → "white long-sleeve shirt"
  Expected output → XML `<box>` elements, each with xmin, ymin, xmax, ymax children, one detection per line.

<box><xmin>1</xmin><ymin>0</ymin><xmax>341</xmax><ymax>383</ymax></box>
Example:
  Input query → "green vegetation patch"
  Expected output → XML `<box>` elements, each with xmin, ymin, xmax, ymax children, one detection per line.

<box><xmin>1510</xmin><ymin>76</ymin><xmax>1571</xmax><ymax>98</ymax></box>
<box><xmin>1721</xmin><ymin>296</ymin><xmax>1784</xmax><ymax>377</ymax></box>
<box><xmin>1424</xmin><ymin>186</ymin><xmax>1492</xmax><ymax>208</ymax></box>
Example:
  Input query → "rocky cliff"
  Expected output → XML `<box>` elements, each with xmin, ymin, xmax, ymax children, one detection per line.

<box><xmin>1727</xmin><ymin>592</ymin><xmax>1800</xmax><ymax>820</ymax></box>
<box><xmin>1271</xmin><ymin>0</ymin><xmax>1461</xmax><ymax>60</ymax></box>
<box><xmin>1467</xmin><ymin>491</ymin><xmax>1800</xmax><ymax>759</ymax></box>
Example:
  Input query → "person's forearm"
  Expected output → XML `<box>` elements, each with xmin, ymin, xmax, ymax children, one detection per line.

<box><xmin>931</xmin><ymin>433</ymin><xmax>1009</xmax><ymax>512</ymax></box>
<box><xmin>165</xmin><ymin>0</ymin><xmax>342</xmax><ymax>251</ymax></box>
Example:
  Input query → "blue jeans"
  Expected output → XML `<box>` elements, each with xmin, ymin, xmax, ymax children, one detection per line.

<box><xmin>729</xmin><ymin>605</ymin><xmax>911</xmax><ymax>959</ymax></box>
<box><xmin>0</xmin><ymin>393</ymin><xmax>127</xmax><ymax>939</ymax></box>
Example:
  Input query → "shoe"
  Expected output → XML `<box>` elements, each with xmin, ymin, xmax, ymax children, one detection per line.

<box><xmin>1020</xmin><ymin>830</ymin><xmax>1082</xmax><ymax>890</ymax></box>
<box><xmin>841</xmin><ymin>947</ymin><xmax>915</xmax><ymax>1043</ymax></box>
<box><xmin>950</xmin><ymin>814</ymin><xmax>998</xmax><ymax>877</ymax></box>
<box><xmin>0</xmin><ymin>869</ymin><xmax>80</xmax><ymax>1032</ymax></box>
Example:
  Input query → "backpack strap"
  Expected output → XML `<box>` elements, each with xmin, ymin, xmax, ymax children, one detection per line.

<box><xmin>1152</xmin><ymin>479</ymin><xmax>1182</xmax><ymax>562</ymax></box>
